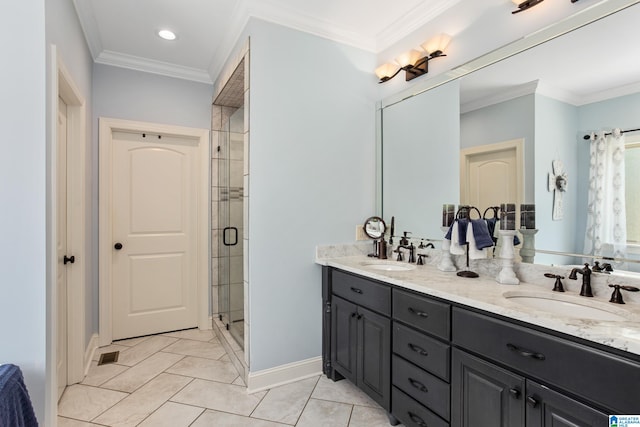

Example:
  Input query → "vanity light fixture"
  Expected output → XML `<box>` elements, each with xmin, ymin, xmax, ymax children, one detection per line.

<box><xmin>375</xmin><ymin>34</ymin><xmax>451</xmax><ymax>83</ymax></box>
<box><xmin>511</xmin><ymin>0</ymin><xmax>544</xmax><ymax>14</ymax></box>
<box><xmin>158</xmin><ymin>29</ymin><xmax>177</xmax><ymax>40</ymax></box>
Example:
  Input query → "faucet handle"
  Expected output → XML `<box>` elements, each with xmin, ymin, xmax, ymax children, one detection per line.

<box><xmin>608</xmin><ymin>284</ymin><xmax>640</xmax><ymax>304</ymax></box>
<box><xmin>544</xmin><ymin>273</ymin><xmax>565</xmax><ymax>292</ymax></box>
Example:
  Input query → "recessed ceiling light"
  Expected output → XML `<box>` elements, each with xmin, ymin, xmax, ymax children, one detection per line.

<box><xmin>158</xmin><ymin>30</ymin><xmax>176</xmax><ymax>41</ymax></box>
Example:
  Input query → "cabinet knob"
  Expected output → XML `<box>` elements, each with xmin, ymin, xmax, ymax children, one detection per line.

<box><xmin>526</xmin><ymin>395</ymin><xmax>539</xmax><ymax>407</ymax></box>
<box><xmin>350</xmin><ymin>287</ymin><xmax>363</xmax><ymax>294</ymax></box>
<box><xmin>509</xmin><ymin>388</ymin><xmax>521</xmax><ymax>399</ymax></box>
<box><xmin>63</xmin><ymin>255</ymin><xmax>75</xmax><ymax>265</ymax></box>
<box><xmin>114</xmin><ymin>242</ymin><xmax>123</xmax><ymax>250</ymax></box>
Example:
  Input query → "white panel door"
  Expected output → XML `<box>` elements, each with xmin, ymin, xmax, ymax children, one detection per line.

<box><xmin>57</xmin><ymin>97</ymin><xmax>68</xmax><ymax>400</ymax></box>
<box><xmin>461</xmin><ymin>140</ymin><xmax>523</xmax><ymax>221</ymax></box>
<box><xmin>111</xmin><ymin>131</ymin><xmax>198</xmax><ymax>340</ymax></box>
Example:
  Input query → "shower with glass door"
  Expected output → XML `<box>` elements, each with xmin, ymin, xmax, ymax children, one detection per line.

<box><xmin>217</xmin><ymin>107</ymin><xmax>244</xmax><ymax>347</ymax></box>
<box><xmin>213</xmin><ymin>60</ymin><xmax>245</xmax><ymax>349</ymax></box>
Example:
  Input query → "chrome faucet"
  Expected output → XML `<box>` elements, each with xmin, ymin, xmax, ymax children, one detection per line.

<box><xmin>568</xmin><ymin>263</ymin><xmax>593</xmax><ymax>297</ymax></box>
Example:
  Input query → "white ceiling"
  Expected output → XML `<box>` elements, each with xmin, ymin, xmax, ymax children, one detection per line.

<box><xmin>460</xmin><ymin>3</ymin><xmax>640</xmax><ymax>110</ymax></box>
<box><xmin>72</xmin><ymin>0</ymin><xmax>640</xmax><ymax>104</ymax></box>
<box><xmin>72</xmin><ymin>0</ymin><xmax>461</xmax><ymax>84</ymax></box>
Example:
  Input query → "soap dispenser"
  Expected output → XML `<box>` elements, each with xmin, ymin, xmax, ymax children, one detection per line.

<box><xmin>378</xmin><ymin>238</ymin><xmax>387</xmax><ymax>259</ymax></box>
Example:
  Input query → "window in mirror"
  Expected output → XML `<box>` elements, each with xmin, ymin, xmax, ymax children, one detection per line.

<box><xmin>626</xmin><ymin>137</ymin><xmax>640</xmax><ymax>245</ymax></box>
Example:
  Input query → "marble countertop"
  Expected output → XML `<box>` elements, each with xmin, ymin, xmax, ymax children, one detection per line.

<box><xmin>317</xmin><ymin>254</ymin><xmax>640</xmax><ymax>358</ymax></box>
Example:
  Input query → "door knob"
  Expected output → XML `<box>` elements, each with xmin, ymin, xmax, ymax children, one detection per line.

<box><xmin>114</xmin><ymin>243</ymin><xmax>123</xmax><ymax>250</ymax></box>
<box><xmin>63</xmin><ymin>255</ymin><xmax>75</xmax><ymax>265</ymax></box>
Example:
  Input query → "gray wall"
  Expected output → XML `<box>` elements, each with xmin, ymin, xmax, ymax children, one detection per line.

<box><xmin>246</xmin><ymin>18</ymin><xmax>378</xmax><ymax>371</ymax></box>
<box><xmin>534</xmin><ymin>94</ymin><xmax>579</xmax><ymax>263</ymax></box>
<box><xmin>92</xmin><ymin>64</ymin><xmax>213</xmax><ymax>335</ymax></box>
<box><xmin>383</xmin><ymin>80</ymin><xmax>460</xmax><ymax>240</ymax></box>
<box><xmin>0</xmin><ymin>3</ymin><xmax>47</xmax><ymax>423</ymax></box>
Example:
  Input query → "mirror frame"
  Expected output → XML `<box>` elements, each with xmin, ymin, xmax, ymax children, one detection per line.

<box><xmin>363</xmin><ymin>216</ymin><xmax>387</xmax><ymax>239</ymax></box>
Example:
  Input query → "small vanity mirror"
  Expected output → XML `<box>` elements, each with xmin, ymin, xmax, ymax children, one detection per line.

<box><xmin>363</xmin><ymin>216</ymin><xmax>386</xmax><ymax>239</ymax></box>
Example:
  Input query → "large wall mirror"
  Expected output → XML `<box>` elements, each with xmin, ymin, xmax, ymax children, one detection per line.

<box><xmin>379</xmin><ymin>1</ymin><xmax>640</xmax><ymax>273</ymax></box>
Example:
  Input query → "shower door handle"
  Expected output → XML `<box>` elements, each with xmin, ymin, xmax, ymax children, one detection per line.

<box><xmin>223</xmin><ymin>227</ymin><xmax>238</xmax><ymax>246</ymax></box>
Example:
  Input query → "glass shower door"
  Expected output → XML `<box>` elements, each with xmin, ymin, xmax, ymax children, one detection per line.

<box><xmin>217</xmin><ymin>125</ymin><xmax>231</xmax><ymax>331</ymax></box>
<box><xmin>217</xmin><ymin>106</ymin><xmax>244</xmax><ymax>349</ymax></box>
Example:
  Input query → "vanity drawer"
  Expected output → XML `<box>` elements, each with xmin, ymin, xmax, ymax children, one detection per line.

<box><xmin>332</xmin><ymin>270</ymin><xmax>391</xmax><ymax>316</ymax></box>
<box><xmin>393</xmin><ymin>289</ymin><xmax>450</xmax><ymax>340</ymax></box>
<box><xmin>392</xmin><ymin>387</ymin><xmax>449</xmax><ymax>427</ymax></box>
<box><xmin>392</xmin><ymin>355</ymin><xmax>450</xmax><ymax>421</ymax></box>
<box><xmin>393</xmin><ymin>322</ymin><xmax>450</xmax><ymax>381</ymax></box>
<box><xmin>452</xmin><ymin>307</ymin><xmax>640</xmax><ymax>413</ymax></box>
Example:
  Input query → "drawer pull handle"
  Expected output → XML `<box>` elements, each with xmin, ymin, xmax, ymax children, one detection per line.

<box><xmin>409</xmin><ymin>378</ymin><xmax>428</xmax><ymax>393</ymax></box>
<box><xmin>408</xmin><ymin>343</ymin><xmax>429</xmax><ymax>356</ymax></box>
<box><xmin>408</xmin><ymin>411</ymin><xmax>428</xmax><ymax>427</ymax></box>
<box><xmin>506</xmin><ymin>343</ymin><xmax>546</xmax><ymax>360</ymax></box>
<box><xmin>350</xmin><ymin>287</ymin><xmax>363</xmax><ymax>294</ymax></box>
<box><xmin>408</xmin><ymin>307</ymin><xmax>429</xmax><ymax>317</ymax></box>
<box><xmin>509</xmin><ymin>388</ymin><xmax>521</xmax><ymax>399</ymax></box>
<box><xmin>526</xmin><ymin>395</ymin><xmax>539</xmax><ymax>407</ymax></box>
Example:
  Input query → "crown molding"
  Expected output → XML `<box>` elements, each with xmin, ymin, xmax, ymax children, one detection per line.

<box><xmin>247</xmin><ymin>0</ymin><xmax>377</xmax><ymax>52</ymax></box>
<box><xmin>461</xmin><ymin>80</ymin><xmax>539</xmax><ymax>114</ymax></box>
<box><xmin>208</xmin><ymin>1</ymin><xmax>251</xmax><ymax>83</ymax></box>
<box><xmin>576</xmin><ymin>80</ymin><xmax>640</xmax><ymax>106</ymax></box>
<box><xmin>96</xmin><ymin>51</ymin><xmax>212</xmax><ymax>84</ymax></box>
<box><xmin>375</xmin><ymin>0</ymin><xmax>462</xmax><ymax>52</ymax></box>
<box><xmin>72</xmin><ymin>0</ymin><xmax>103</xmax><ymax>59</ymax></box>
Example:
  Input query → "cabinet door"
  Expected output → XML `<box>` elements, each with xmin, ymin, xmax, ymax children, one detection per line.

<box><xmin>331</xmin><ymin>296</ymin><xmax>358</xmax><ymax>383</ymax></box>
<box><xmin>452</xmin><ymin>349</ymin><xmax>525</xmax><ymax>427</ymax></box>
<box><xmin>525</xmin><ymin>381</ymin><xmax>608</xmax><ymax>427</ymax></box>
<box><xmin>358</xmin><ymin>305</ymin><xmax>391</xmax><ymax>410</ymax></box>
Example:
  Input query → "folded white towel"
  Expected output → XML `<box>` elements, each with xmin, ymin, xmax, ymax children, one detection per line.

<box><xmin>449</xmin><ymin>224</ymin><xmax>465</xmax><ymax>255</ymax></box>
<box><xmin>467</xmin><ymin>223</ymin><xmax>488</xmax><ymax>260</ymax></box>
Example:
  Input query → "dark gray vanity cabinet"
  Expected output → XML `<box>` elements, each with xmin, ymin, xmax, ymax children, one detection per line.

<box><xmin>324</xmin><ymin>268</ymin><xmax>391</xmax><ymax>410</ymax></box>
<box><xmin>451</xmin><ymin>349</ymin><xmax>608</xmax><ymax>427</ymax></box>
<box><xmin>391</xmin><ymin>289</ymin><xmax>452</xmax><ymax>426</ymax></box>
<box><xmin>322</xmin><ymin>266</ymin><xmax>640</xmax><ymax>427</ymax></box>
<box><xmin>451</xmin><ymin>349</ymin><xmax>525</xmax><ymax>426</ymax></box>
<box><xmin>452</xmin><ymin>307</ymin><xmax>616</xmax><ymax>427</ymax></box>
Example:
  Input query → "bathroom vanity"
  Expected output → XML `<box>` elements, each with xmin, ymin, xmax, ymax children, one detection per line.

<box><xmin>319</xmin><ymin>255</ymin><xmax>640</xmax><ymax>427</ymax></box>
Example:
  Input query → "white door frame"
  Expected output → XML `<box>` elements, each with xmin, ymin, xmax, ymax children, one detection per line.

<box><xmin>49</xmin><ymin>48</ymin><xmax>87</xmax><ymax>395</ymax></box>
<box><xmin>460</xmin><ymin>138</ymin><xmax>525</xmax><ymax>208</ymax></box>
<box><xmin>99</xmin><ymin>118</ymin><xmax>210</xmax><ymax>346</ymax></box>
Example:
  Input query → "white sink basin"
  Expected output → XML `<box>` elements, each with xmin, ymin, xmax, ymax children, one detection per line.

<box><xmin>503</xmin><ymin>291</ymin><xmax>633</xmax><ymax>321</ymax></box>
<box><xmin>362</xmin><ymin>262</ymin><xmax>416</xmax><ymax>272</ymax></box>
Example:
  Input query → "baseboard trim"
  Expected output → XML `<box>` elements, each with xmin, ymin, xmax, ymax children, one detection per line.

<box><xmin>246</xmin><ymin>356</ymin><xmax>322</xmax><ymax>394</ymax></box>
<box><xmin>84</xmin><ymin>333</ymin><xmax>99</xmax><ymax>376</ymax></box>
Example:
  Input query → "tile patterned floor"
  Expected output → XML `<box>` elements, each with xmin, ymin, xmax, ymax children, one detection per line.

<box><xmin>58</xmin><ymin>329</ymin><xmax>402</xmax><ymax>426</ymax></box>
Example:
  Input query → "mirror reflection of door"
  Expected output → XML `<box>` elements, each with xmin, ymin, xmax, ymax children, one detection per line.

<box><xmin>460</xmin><ymin>139</ymin><xmax>524</xmax><ymax>226</ymax></box>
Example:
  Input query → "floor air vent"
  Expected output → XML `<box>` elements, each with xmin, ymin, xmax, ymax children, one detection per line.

<box><xmin>98</xmin><ymin>351</ymin><xmax>119</xmax><ymax>366</ymax></box>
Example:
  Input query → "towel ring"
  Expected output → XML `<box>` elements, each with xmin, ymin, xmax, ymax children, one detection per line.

<box><xmin>456</xmin><ymin>205</ymin><xmax>481</xmax><ymax>220</ymax></box>
<box><xmin>483</xmin><ymin>206</ymin><xmax>500</xmax><ymax>220</ymax></box>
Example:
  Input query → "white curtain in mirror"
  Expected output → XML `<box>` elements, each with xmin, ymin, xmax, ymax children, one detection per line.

<box><xmin>583</xmin><ymin>129</ymin><xmax>626</xmax><ymax>261</ymax></box>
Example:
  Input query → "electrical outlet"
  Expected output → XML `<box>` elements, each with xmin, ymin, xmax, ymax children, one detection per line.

<box><xmin>355</xmin><ymin>225</ymin><xmax>368</xmax><ymax>241</ymax></box>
